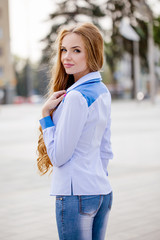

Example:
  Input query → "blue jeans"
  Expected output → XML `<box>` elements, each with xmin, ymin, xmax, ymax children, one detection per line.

<box><xmin>55</xmin><ymin>192</ymin><xmax>113</xmax><ymax>240</ymax></box>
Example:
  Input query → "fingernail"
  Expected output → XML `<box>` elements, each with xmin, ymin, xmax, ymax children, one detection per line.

<box><xmin>64</xmin><ymin>94</ymin><xmax>66</xmax><ymax>97</ymax></box>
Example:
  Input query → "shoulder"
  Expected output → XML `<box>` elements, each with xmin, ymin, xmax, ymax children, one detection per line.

<box><xmin>75</xmin><ymin>82</ymin><xmax>109</xmax><ymax>107</ymax></box>
<box><xmin>64</xmin><ymin>90</ymin><xmax>88</xmax><ymax>107</ymax></box>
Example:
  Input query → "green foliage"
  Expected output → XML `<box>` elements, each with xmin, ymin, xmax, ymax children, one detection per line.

<box><xmin>13</xmin><ymin>57</ymin><xmax>29</xmax><ymax>97</ymax></box>
<box><xmin>40</xmin><ymin>0</ymin><xmax>157</xmax><ymax>97</ymax></box>
<box><xmin>153</xmin><ymin>16</ymin><xmax>160</xmax><ymax>47</ymax></box>
<box><xmin>15</xmin><ymin>66</ymin><xmax>28</xmax><ymax>97</ymax></box>
<box><xmin>106</xmin><ymin>0</ymin><xmax>151</xmax><ymax>68</ymax></box>
<box><xmin>13</xmin><ymin>57</ymin><xmax>42</xmax><ymax>97</ymax></box>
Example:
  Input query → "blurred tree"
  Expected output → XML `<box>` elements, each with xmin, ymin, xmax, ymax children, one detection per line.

<box><xmin>41</xmin><ymin>0</ymin><xmax>106</xmax><ymax>63</ymax></box>
<box><xmin>14</xmin><ymin>57</ymin><xmax>35</xmax><ymax>97</ymax></box>
<box><xmin>105</xmin><ymin>0</ymin><xmax>152</xmax><ymax>98</ymax></box>
<box><xmin>14</xmin><ymin>57</ymin><xmax>28</xmax><ymax>97</ymax></box>
<box><xmin>41</xmin><ymin>0</ymin><xmax>155</xmax><ymax>98</ymax></box>
<box><xmin>36</xmin><ymin>63</ymin><xmax>50</xmax><ymax>96</ymax></box>
<box><xmin>153</xmin><ymin>16</ymin><xmax>160</xmax><ymax>47</ymax></box>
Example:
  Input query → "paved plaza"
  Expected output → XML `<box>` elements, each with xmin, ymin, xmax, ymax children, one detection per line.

<box><xmin>0</xmin><ymin>99</ymin><xmax>160</xmax><ymax>240</ymax></box>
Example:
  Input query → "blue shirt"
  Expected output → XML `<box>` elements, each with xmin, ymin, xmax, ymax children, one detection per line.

<box><xmin>40</xmin><ymin>71</ymin><xmax>113</xmax><ymax>196</ymax></box>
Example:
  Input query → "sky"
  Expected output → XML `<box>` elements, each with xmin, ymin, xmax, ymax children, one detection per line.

<box><xmin>9</xmin><ymin>0</ymin><xmax>54</xmax><ymax>62</ymax></box>
<box><xmin>8</xmin><ymin>0</ymin><xmax>160</xmax><ymax>63</ymax></box>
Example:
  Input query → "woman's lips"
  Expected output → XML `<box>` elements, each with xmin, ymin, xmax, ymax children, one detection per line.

<box><xmin>63</xmin><ymin>63</ymin><xmax>74</xmax><ymax>68</ymax></box>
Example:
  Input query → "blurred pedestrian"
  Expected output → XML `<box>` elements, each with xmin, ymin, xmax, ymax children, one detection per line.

<box><xmin>37</xmin><ymin>22</ymin><xmax>113</xmax><ymax>240</ymax></box>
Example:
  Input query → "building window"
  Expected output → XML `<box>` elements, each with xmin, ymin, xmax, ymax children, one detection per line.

<box><xmin>0</xmin><ymin>28</ymin><xmax>3</xmax><ymax>38</ymax></box>
<box><xmin>0</xmin><ymin>47</ymin><xmax>3</xmax><ymax>56</ymax></box>
<box><xmin>0</xmin><ymin>66</ymin><xmax>4</xmax><ymax>77</ymax></box>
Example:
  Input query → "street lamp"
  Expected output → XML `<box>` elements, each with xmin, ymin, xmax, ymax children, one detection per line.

<box><xmin>119</xmin><ymin>17</ymin><xmax>140</xmax><ymax>100</ymax></box>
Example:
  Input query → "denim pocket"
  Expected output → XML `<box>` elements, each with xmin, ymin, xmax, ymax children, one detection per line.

<box><xmin>56</xmin><ymin>196</ymin><xmax>63</xmax><ymax>201</ymax></box>
<box><xmin>108</xmin><ymin>192</ymin><xmax>113</xmax><ymax>210</ymax></box>
<box><xmin>79</xmin><ymin>195</ymin><xmax>101</xmax><ymax>216</ymax></box>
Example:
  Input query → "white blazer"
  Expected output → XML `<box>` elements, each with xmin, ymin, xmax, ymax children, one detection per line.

<box><xmin>40</xmin><ymin>71</ymin><xmax>113</xmax><ymax>195</ymax></box>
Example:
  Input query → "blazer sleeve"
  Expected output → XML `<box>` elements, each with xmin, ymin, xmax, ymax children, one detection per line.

<box><xmin>39</xmin><ymin>90</ymin><xmax>88</xmax><ymax>167</ymax></box>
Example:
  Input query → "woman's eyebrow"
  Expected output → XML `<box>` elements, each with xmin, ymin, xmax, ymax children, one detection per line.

<box><xmin>71</xmin><ymin>46</ymin><xmax>81</xmax><ymax>49</ymax></box>
<box><xmin>61</xmin><ymin>45</ymin><xmax>81</xmax><ymax>49</ymax></box>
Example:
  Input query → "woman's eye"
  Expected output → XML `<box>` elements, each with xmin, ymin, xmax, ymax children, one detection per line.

<box><xmin>61</xmin><ymin>48</ymin><xmax>66</xmax><ymax>52</ymax></box>
<box><xmin>74</xmin><ymin>49</ymin><xmax>81</xmax><ymax>53</ymax></box>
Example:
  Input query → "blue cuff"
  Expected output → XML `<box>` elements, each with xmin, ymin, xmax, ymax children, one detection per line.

<box><xmin>39</xmin><ymin>116</ymin><xmax>54</xmax><ymax>130</ymax></box>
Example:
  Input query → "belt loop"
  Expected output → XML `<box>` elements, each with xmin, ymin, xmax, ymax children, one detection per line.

<box><xmin>71</xmin><ymin>181</ymin><xmax>73</xmax><ymax>195</ymax></box>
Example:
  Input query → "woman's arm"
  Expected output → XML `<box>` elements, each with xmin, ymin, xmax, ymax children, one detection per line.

<box><xmin>100</xmin><ymin>113</ymin><xmax>113</xmax><ymax>175</ymax></box>
<box><xmin>40</xmin><ymin>90</ymin><xmax>88</xmax><ymax>167</ymax></box>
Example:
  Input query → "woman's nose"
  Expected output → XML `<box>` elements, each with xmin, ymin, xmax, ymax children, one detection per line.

<box><xmin>64</xmin><ymin>51</ymin><xmax>71</xmax><ymax>60</ymax></box>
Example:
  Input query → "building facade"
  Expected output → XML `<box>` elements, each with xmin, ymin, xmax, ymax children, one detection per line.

<box><xmin>0</xmin><ymin>0</ymin><xmax>15</xmax><ymax>104</ymax></box>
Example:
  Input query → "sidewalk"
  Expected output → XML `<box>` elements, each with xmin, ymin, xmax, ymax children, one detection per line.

<box><xmin>0</xmin><ymin>100</ymin><xmax>160</xmax><ymax>240</ymax></box>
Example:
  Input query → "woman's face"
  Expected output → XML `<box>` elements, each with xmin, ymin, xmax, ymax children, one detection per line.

<box><xmin>61</xmin><ymin>33</ymin><xmax>90</xmax><ymax>82</ymax></box>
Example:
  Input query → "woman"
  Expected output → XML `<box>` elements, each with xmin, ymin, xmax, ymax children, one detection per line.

<box><xmin>37</xmin><ymin>22</ymin><xmax>113</xmax><ymax>240</ymax></box>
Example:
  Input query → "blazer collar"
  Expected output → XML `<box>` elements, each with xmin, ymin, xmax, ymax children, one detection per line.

<box><xmin>67</xmin><ymin>71</ymin><xmax>102</xmax><ymax>92</ymax></box>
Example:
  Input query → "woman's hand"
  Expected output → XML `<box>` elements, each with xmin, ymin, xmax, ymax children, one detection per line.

<box><xmin>42</xmin><ymin>90</ymin><xmax>66</xmax><ymax>118</ymax></box>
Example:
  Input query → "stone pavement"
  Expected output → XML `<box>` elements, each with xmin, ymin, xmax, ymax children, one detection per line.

<box><xmin>0</xmin><ymin>100</ymin><xmax>160</xmax><ymax>240</ymax></box>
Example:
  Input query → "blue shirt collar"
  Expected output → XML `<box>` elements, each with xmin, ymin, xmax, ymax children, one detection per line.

<box><xmin>67</xmin><ymin>71</ymin><xmax>102</xmax><ymax>92</ymax></box>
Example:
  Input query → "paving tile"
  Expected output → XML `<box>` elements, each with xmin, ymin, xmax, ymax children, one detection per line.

<box><xmin>0</xmin><ymin>101</ymin><xmax>160</xmax><ymax>240</ymax></box>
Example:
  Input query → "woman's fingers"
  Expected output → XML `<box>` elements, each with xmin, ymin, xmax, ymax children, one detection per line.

<box><xmin>49</xmin><ymin>92</ymin><xmax>66</xmax><ymax>109</ymax></box>
<box><xmin>42</xmin><ymin>91</ymin><xmax>66</xmax><ymax>117</ymax></box>
<box><xmin>54</xmin><ymin>93</ymin><xmax>66</xmax><ymax>105</ymax></box>
<box><xmin>53</xmin><ymin>90</ymin><xmax>66</xmax><ymax>99</ymax></box>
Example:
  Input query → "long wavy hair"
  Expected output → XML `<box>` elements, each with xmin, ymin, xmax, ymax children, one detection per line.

<box><xmin>37</xmin><ymin>22</ymin><xmax>104</xmax><ymax>175</ymax></box>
